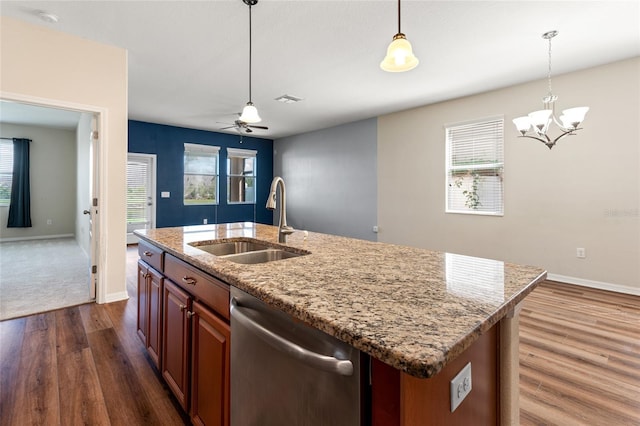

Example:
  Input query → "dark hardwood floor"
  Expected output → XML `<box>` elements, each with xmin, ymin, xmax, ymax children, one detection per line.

<box><xmin>1</xmin><ymin>246</ymin><xmax>638</xmax><ymax>425</ymax></box>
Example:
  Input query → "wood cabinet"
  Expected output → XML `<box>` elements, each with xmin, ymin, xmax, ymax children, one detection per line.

<box><xmin>162</xmin><ymin>280</ymin><xmax>191</xmax><ymax>410</ymax></box>
<box><xmin>138</xmin><ymin>246</ymin><xmax>231</xmax><ymax>426</ymax></box>
<box><xmin>191</xmin><ymin>300</ymin><xmax>231</xmax><ymax>426</ymax></box>
<box><xmin>137</xmin><ymin>259</ymin><xmax>164</xmax><ymax>369</ymax></box>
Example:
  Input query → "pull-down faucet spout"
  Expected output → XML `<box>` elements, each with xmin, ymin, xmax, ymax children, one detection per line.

<box><xmin>266</xmin><ymin>176</ymin><xmax>294</xmax><ymax>243</ymax></box>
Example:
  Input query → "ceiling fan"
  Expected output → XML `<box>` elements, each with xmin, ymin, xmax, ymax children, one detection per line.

<box><xmin>218</xmin><ymin>119</ymin><xmax>269</xmax><ymax>134</ymax></box>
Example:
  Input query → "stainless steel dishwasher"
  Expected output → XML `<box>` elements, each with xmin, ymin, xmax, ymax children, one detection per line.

<box><xmin>230</xmin><ymin>287</ymin><xmax>363</xmax><ymax>426</ymax></box>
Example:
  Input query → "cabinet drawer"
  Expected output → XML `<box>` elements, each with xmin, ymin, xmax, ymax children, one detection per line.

<box><xmin>165</xmin><ymin>254</ymin><xmax>230</xmax><ymax>320</ymax></box>
<box><xmin>139</xmin><ymin>240</ymin><xmax>164</xmax><ymax>272</ymax></box>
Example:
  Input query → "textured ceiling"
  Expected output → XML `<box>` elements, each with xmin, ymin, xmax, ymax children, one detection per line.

<box><xmin>1</xmin><ymin>1</ymin><xmax>639</xmax><ymax>139</ymax></box>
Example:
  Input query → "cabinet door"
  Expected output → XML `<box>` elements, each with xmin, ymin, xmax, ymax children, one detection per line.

<box><xmin>136</xmin><ymin>260</ymin><xmax>149</xmax><ymax>346</ymax></box>
<box><xmin>162</xmin><ymin>280</ymin><xmax>191</xmax><ymax>410</ymax></box>
<box><xmin>147</xmin><ymin>267</ymin><xmax>164</xmax><ymax>369</ymax></box>
<box><xmin>191</xmin><ymin>301</ymin><xmax>231</xmax><ymax>426</ymax></box>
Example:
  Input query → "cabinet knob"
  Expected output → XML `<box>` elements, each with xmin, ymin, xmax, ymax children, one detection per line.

<box><xmin>179</xmin><ymin>304</ymin><xmax>187</xmax><ymax>312</ymax></box>
<box><xmin>182</xmin><ymin>276</ymin><xmax>197</xmax><ymax>286</ymax></box>
<box><xmin>186</xmin><ymin>311</ymin><xmax>195</xmax><ymax>318</ymax></box>
<box><xmin>143</xmin><ymin>251</ymin><xmax>152</xmax><ymax>257</ymax></box>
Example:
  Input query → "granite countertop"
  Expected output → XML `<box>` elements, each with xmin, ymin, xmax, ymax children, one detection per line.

<box><xmin>136</xmin><ymin>222</ymin><xmax>546</xmax><ymax>378</ymax></box>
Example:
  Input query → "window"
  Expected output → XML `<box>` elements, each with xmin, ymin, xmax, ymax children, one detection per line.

<box><xmin>184</xmin><ymin>143</ymin><xmax>219</xmax><ymax>205</ymax></box>
<box><xmin>0</xmin><ymin>139</ymin><xmax>13</xmax><ymax>206</ymax></box>
<box><xmin>226</xmin><ymin>147</ymin><xmax>257</xmax><ymax>204</ymax></box>
<box><xmin>446</xmin><ymin>117</ymin><xmax>504</xmax><ymax>215</ymax></box>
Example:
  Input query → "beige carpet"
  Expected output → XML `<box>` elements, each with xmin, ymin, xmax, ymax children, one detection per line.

<box><xmin>0</xmin><ymin>238</ymin><xmax>92</xmax><ymax>321</ymax></box>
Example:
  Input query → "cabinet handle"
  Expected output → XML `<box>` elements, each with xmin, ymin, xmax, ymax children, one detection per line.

<box><xmin>179</xmin><ymin>304</ymin><xmax>187</xmax><ymax>311</ymax></box>
<box><xmin>186</xmin><ymin>311</ymin><xmax>195</xmax><ymax>318</ymax></box>
<box><xmin>182</xmin><ymin>276</ymin><xmax>197</xmax><ymax>286</ymax></box>
<box><xmin>143</xmin><ymin>273</ymin><xmax>149</xmax><ymax>279</ymax></box>
<box><xmin>143</xmin><ymin>251</ymin><xmax>153</xmax><ymax>257</ymax></box>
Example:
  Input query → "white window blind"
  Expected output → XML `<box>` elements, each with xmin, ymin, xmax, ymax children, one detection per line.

<box><xmin>184</xmin><ymin>143</ymin><xmax>220</xmax><ymax>205</ymax></box>
<box><xmin>446</xmin><ymin>117</ymin><xmax>504</xmax><ymax>215</ymax></box>
<box><xmin>226</xmin><ymin>148</ymin><xmax>257</xmax><ymax>204</ymax></box>
<box><xmin>0</xmin><ymin>139</ymin><xmax>13</xmax><ymax>205</ymax></box>
<box><xmin>126</xmin><ymin>156</ymin><xmax>152</xmax><ymax>231</ymax></box>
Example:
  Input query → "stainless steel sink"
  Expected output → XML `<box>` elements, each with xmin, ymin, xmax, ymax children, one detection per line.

<box><xmin>189</xmin><ymin>240</ymin><xmax>271</xmax><ymax>256</ymax></box>
<box><xmin>189</xmin><ymin>238</ymin><xmax>309</xmax><ymax>264</ymax></box>
<box><xmin>222</xmin><ymin>249</ymin><xmax>307</xmax><ymax>264</ymax></box>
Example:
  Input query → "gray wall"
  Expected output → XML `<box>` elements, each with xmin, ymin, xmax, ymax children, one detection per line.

<box><xmin>0</xmin><ymin>123</ymin><xmax>76</xmax><ymax>240</ymax></box>
<box><xmin>274</xmin><ymin>118</ymin><xmax>377</xmax><ymax>241</ymax></box>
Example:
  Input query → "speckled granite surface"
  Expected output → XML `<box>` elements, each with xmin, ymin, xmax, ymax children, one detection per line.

<box><xmin>136</xmin><ymin>222</ymin><xmax>546</xmax><ymax>378</ymax></box>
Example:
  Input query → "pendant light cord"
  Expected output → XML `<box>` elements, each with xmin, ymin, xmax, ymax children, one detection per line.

<box><xmin>397</xmin><ymin>0</ymin><xmax>401</xmax><ymax>34</ymax></box>
<box><xmin>248</xmin><ymin>3</ymin><xmax>253</xmax><ymax>103</ymax></box>
<box><xmin>546</xmin><ymin>35</ymin><xmax>553</xmax><ymax>97</ymax></box>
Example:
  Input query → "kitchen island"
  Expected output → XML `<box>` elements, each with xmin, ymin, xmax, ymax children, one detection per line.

<box><xmin>135</xmin><ymin>222</ymin><xmax>546</xmax><ymax>425</ymax></box>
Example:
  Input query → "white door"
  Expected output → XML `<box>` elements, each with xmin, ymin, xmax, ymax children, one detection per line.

<box><xmin>88</xmin><ymin>115</ymin><xmax>100</xmax><ymax>299</ymax></box>
<box><xmin>127</xmin><ymin>153</ymin><xmax>156</xmax><ymax>244</ymax></box>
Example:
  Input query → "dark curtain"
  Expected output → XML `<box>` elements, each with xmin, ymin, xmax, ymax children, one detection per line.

<box><xmin>7</xmin><ymin>138</ymin><xmax>32</xmax><ymax>228</ymax></box>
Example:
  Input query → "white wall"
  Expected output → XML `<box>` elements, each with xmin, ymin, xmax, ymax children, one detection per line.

<box><xmin>0</xmin><ymin>123</ymin><xmax>76</xmax><ymax>240</ymax></box>
<box><xmin>378</xmin><ymin>57</ymin><xmax>640</xmax><ymax>293</ymax></box>
<box><xmin>1</xmin><ymin>16</ymin><xmax>128</xmax><ymax>303</ymax></box>
<box><xmin>274</xmin><ymin>118</ymin><xmax>378</xmax><ymax>241</ymax></box>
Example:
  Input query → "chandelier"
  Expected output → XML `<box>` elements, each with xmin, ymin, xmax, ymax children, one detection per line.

<box><xmin>380</xmin><ymin>0</ymin><xmax>419</xmax><ymax>72</ymax></box>
<box><xmin>512</xmin><ymin>31</ymin><xmax>589</xmax><ymax>149</ymax></box>
<box><xmin>239</xmin><ymin>0</ymin><xmax>261</xmax><ymax>123</ymax></box>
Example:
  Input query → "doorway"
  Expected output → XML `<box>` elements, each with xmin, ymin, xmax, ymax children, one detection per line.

<box><xmin>126</xmin><ymin>153</ymin><xmax>156</xmax><ymax>244</ymax></box>
<box><xmin>0</xmin><ymin>99</ymin><xmax>100</xmax><ymax>319</ymax></box>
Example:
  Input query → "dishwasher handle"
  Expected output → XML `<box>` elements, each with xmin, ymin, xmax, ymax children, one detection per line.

<box><xmin>230</xmin><ymin>298</ymin><xmax>354</xmax><ymax>376</ymax></box>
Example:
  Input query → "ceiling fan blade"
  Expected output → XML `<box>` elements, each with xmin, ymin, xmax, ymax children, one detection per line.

<box><xmin>247</xmin><ymin>125</ymin><xmax>269</xmax><ymax>130</ymax></box>
<box><xmin>219</xmin><ymin>126</ymin><xmax>236</xmax><ymax>130</ymax></box>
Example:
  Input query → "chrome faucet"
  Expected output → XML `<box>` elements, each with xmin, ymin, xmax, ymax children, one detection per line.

<box><xmin>266</xmin><ymin>176</ymin><xmax>294</xmax><ymax>243</ymax></box>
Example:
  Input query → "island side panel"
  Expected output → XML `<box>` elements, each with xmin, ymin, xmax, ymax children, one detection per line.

<box><xmin>372</xmin><ymin>324</ymin><xmax>499</xmax><ymax>426</ymax></box>
<box><xmin>499</xmin><ymin>303</ymin><xmax>523</xmax><ymax>426</ymax></box>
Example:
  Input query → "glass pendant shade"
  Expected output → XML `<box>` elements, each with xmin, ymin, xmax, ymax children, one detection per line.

<box><xmin>560</xmin><ymin>106</ymin><xmax>589</xmax><ymax>129</ymax></box>
<box><xmin>239</xmin><ymin>102</ymin><xmax>261</xmax><ymax>123</ymax></box>
<box><xmin>527</xmin><ymin>109</ymin><xmax>552</xmax><ymax>132</ymax></box>
<box><xmin>380</xmin><ymin>34</ymin><xmax>419</xmax><ymax>72</ymax></box>
<box><xmin>512</xmin><ymin>117</ymin><xmax>532</xmax><ymax>134</ymax></box>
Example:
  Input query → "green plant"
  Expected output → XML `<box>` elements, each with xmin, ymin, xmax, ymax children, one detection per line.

<box><xmin>454</xmin><ymin>171</ymin><xmax>482</xmax><ymax>210</ymax></box>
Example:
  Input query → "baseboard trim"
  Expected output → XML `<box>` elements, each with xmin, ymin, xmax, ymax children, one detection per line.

<box><xmin>547</xmin><ymin>273</ymin><xmax>640</xmax><ymax>296</ymax></box>
<box><xmin>102</xmin><ymin>291</ymin><xmax>129</xmax><ymax>304</ymax></box>
<box><xmin>0</xmin><ymin>233</ymin><xmax>74</xmax><ymax>243</ymax></box>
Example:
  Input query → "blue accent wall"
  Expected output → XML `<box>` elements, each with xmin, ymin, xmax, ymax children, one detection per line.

<box><xmin>128</xmin><ymin>120</ymin><xmax>273</xmax><ymax>227</ymax></box>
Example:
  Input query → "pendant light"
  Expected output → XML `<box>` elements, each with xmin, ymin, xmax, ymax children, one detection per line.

<box><xmin>512</xmin><ymin>31</ymin><xmax>589</xmax><ymax>149</ymax></box>
<box><xmin>380</xmin><ymin>0</ymin><xmax>419</xmax><ymax>72</ymax></box>
<box><xmin>239</xmin><ymin>0</ymin><xmax>261</xmax><ymax>123</ymax></box>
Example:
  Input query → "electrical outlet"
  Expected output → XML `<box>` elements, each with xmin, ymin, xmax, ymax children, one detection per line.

<box><xmin>203</xmin><ymin>219</ymin><xmax>208</xmax><ymax>224</ymax></box>
<box><xmin>450</xmin><ymin>362</ymin><xmax>472</xmax><ymax>412</ymax></box>
<box><xmin>47</xmin><ymin>219</ymin><xmax>52</xmax><ymax>225</ymax></box>
<box><xmin>372</xmin><ymin>225</ymin><xmax>379</xmax><ymax>233</ymax></box>
<box><xmin>577</xmin><ymin>248</ymin><xmax>586</xmax><ymax>259</ymax></box>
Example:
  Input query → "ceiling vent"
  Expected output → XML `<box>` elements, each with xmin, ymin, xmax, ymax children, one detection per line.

<box><xmin>275</xmin><ymin>94</ymin><xmax>303</xmax><ymax>104</ymax></box>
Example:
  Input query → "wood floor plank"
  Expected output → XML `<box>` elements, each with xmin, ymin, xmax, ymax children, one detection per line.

<box><xmin>9</xmin><ymin>312</ymin><xmax>60</xmax><ymax>426</ymax></box>
<box><xmin>55</xmin><ymin>306</ymin><xmax>89</xmax><ymax>356</ymax></box>
<box><xmin>0</xmin><ymin>317</ymin><xmax>27</xmax><ymax>426</ymax></box>
<box><xmin>86</xmin><ymin>327</ymin><xmax>164</xmax><ymax>425</ymax></box>
<box><xmin>57</xmin><ymin>348</ymin><xmax>110</xmax><ymax>426</ymax></box>
<box><xmin>79</xmin><ymin>302</ymin><xmax>114</xmax><ymax>333</ymax></box>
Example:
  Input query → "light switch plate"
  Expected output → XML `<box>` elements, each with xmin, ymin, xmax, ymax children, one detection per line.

<box><xmin>161</xmin><ymin>191</ymin><xmax>170</xmax><ymax>198</ymax></box>
<box><xmin>450</xmin><ymin>362</ymin><xmax>472</xmax><ymax>412</ymax></box>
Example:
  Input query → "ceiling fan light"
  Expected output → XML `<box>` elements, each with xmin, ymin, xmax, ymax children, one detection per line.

<box><xmin>380</xmin><ymin>34</ymin><xmax>419</xmax><ymax>72</ymax></box>
<box><xmin>239</xmin><ymin>102</ymin><xmax>261</xmax><ymax>123</ymax></box>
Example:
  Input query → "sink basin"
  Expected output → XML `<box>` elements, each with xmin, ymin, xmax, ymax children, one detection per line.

<box><xmin>190</xmin><ymin>240</ymin><xmax>271</xmax><ymax>256</ymax></box>
<box><xmin>222</xmin><ymin>249</ymin><xmax>307</xmax><ymax>264</ymax></box>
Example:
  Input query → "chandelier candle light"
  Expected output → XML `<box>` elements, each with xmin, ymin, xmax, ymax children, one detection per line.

<box><xmin>512</xmin><ymin>31</ymin><xmax>589</xmax><ymax>149</ymax></box>
<box><xmin>380</xmin><ymin>0</ymin><xmax>419</xmax><ymax>72</ymax></box>
<box><xmin>239</xmin><ymin>0</ymin><xmax>261</xmax><ymax>123</ymax></box>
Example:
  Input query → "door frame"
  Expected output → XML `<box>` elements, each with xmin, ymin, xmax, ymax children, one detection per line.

<box><xmin>1</xmin><ymin>91</ymin><xmax>108</xmax><ymax>303</ymax></box>
<box><xmin>126</xmin><ymin>152</ymin><xmax>157</xmax><ymax>244</ymax></box>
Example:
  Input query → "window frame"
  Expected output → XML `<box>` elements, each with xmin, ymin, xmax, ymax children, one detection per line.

<box><xmin>0</xmin><ymin>139</ymin><xmax>13</xmax><ymax>206</ymax></box>
<box><xmin>183</xmin><ymin>143</ymin><xmax>220</xmax><ymax>206</ymax></box>
<box><xmin>445</xmin><ymin>116</ymin><xmax>504</xmax><ymax>216</ymax></box>
<box><xmin>226</xmin><ymin>147</ymin><xmax>257</xmax><ymax>205</ymax></box>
